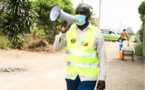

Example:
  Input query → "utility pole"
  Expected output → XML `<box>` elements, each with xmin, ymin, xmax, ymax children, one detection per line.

<box><xmin>82</xmin><ymin>0</ymin><xmax>84</xmax><ymax>3</ymax></box>
<box><xmin>99</xmin><ymin>0</ymin><xmax>102</xmax><ymax>29</ymax></box>
<box><xmin>143</xmin><ymin>20</ymin><xmax>145</xmax><ymax>61</ymax></box>
<box><xmin>119</xmin><ymin>21</ymin><xmax>122</xmax><ymax>34</ymax></box>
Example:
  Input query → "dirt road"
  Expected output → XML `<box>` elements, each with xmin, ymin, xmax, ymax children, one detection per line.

<box><xmin>0</xmin><ymin>42</ymin><xmax>144</xmax><ymax>90</ymax></box>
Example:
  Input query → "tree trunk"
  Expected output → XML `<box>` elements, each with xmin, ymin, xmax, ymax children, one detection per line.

<box><xmin>143</xmin><ymin>20</ymin><xmax>145</xmax><ymax>60</ymax></box>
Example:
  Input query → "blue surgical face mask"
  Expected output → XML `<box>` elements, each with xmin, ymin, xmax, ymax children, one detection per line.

<box><xmin>75</xmin><ymin>15</ymin><xmax>86</xmax><ymax>26</ymax></box>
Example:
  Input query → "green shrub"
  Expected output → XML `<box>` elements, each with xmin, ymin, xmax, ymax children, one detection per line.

<box><xmin>11</xmin><ymin>35</ymin><xmax>27</xmax><ymax>49</ymax></box>
<box><xmin>134</xmin><ymin>42</ymin><xmax>143</xmax><ymax>56</ymax></box>
<box><xmin>0</xmin><ymin>35</ymin><xmax>12</xmax><ymax>49</ymax></box>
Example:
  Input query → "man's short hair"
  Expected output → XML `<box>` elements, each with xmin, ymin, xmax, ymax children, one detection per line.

<box><xmin>76</xmin><ymin>3</ymin><xmax>90</xmax><ymax>14</ymax></box>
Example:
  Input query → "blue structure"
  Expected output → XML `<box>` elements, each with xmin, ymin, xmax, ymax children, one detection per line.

<box><xmin>119</xmin><ymin>43</ymin><xmax>123</xmax><ymax>50</ymax></box>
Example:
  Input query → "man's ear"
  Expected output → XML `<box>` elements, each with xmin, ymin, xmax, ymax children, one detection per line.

<box><xmin>87</xmin><ymin>13</ymin><xmax>90</xmax><ymax>18</ymax></box>
<box><xmin>86</xmin><ymin>14</ymin><xmax>90</xmax><ymax>21</ymax></box>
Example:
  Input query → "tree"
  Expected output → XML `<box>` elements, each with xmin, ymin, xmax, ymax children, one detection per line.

<box><xmin>138</xmin><ymin>1</ymin><xmax>145</xmax><ymax>42</ymax></box>
<box><xmin>138</xmin><ymin>1</ymin><xmax>145</xmax><ymax>58</ymax></box>
<box><xmin>0</xmin><ymin>0</ymin><xmax>37</xmax><ymax>48</ymax></box>
<box><xmin>0</xmin><ymin>0</ymin><xmax>9</xmax><ymax>15</ymax></box>
<box><xmin>0</xmin><ymin>0</ymin><xmax>8</xmax><ymax>29</ymax></box>
<box><xmin>126</xmin><ymin>27</ymin><xmax>134</xmax><ymax>35</ymax></box>
<box><xmin>34</xmin><ymin>0</ymin><xmax>74</xmax><ymax>44</ymax></box>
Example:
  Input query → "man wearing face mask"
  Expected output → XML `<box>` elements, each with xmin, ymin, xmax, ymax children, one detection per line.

<box><xmin>53</xmin><ymin>3</ymin><xmax>107</xmax><ymax>90</ymax></box>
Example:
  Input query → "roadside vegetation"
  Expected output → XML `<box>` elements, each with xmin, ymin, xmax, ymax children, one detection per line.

<box><xmin>135</xmin><ymin>1</ymin><xmax>145</xmax><ymax>56</ymax></box>
<box><xmin>0</xmin><ymin>0</ymin><xmax>97</xmax><ymax>52</ymax></box>
<box><xmin>0</xmin><ymin>0</ymin><xmax>75</xmax><ymax>52</ymax></box>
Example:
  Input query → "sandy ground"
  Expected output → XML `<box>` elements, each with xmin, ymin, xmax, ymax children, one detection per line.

<box><xmin>0</xmin><ymin>42</ymin><xmax>144</xmax><ymax>90</ymax></box>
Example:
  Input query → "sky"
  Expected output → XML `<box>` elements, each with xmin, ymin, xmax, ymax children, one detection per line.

<box><xmin>72</xmin><ymin>0</ymin><xmax>144</xmax><ymax>33</ymax></box>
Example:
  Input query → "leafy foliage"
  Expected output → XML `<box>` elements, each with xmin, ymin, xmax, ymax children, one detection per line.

<box><xmin>134</xmin><ymin>42</ymin><xmax>143</xmax><ymax>56</ymax></box>
<box><xmin>138</xmin><ymin>1</ymin><xmax>145</xmax><ymax>42</ymax></box>
<box><xmin>138</xmin><ymin>1</ymin><xmax>145</xmax><ymax>21</ymax></box>
<box><xmin>34</xmin><ymin>0</ymin><xmax>75</xmax><ymax>44</ymax></box>
<box><xmin>139</xmin><ymin>25</ymin><xmax>144</xmax><ymax>42</ymax></box>
<box><xmin>88</xmin><ymin>4</ymin><xmax>99</xmax><ymax>27</ymax></box>
<box><xmin>0</xmin><ymin>0</ymin><xmax>37</xmax><ymax>48</ymax></box>
<box><xmin>0</xmin><ymin>0</ymin><xmax>99</xmax><ymax>50</ymax></box>
<box><xmin>0</xmin><ymin>33</ymin><xmax>12</xmax><ymax>49</ymax></box>
<box><xmin>126</xmin><ymin>27</ymin><xmax>134</xmax><ymax>35</ymax></box>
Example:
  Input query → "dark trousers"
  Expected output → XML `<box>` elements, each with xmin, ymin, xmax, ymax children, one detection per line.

<box><xmin>122</xmin><ymin>39</ymin><xmax>127</xmax><ymax>42</ymax></box>
<box><xmin>65</xmin><ymin>75</ymin><xmax>96</xmax><ymax>90</ymax></box>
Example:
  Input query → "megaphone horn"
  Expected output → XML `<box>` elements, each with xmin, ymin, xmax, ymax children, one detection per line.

<box><xmin>49</xmin><ymin>5</ymin><xmax>77</xmax><ymax>31</ymax></box>
<box><xmin>49</xmin><ymin>5</ymin><xmax>61</xmax><ymax>22</ymax></box>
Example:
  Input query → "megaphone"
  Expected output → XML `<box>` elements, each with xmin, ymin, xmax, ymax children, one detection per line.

<box><xmin>49</xmin><ymin>5</ymin><xmax>77</xmax><ymax>31</ymax></box>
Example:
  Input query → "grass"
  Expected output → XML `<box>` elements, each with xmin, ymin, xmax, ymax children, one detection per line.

<box><xmin>134</xmin><ymin>42</ymin><xmax>143</xmax><ymax>56</ymax></box>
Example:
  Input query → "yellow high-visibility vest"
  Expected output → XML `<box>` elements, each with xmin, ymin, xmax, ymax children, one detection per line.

<box><xmin>66</xmin><ymin>25</ymin><xmax>99</xmax><ymax>77</ymax></box>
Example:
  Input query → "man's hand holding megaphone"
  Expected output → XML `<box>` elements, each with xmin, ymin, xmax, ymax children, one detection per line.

<box><xmin>61</xmin><ymin>21</ymin><xmax>72</xmax><ymax>33</ymax></box>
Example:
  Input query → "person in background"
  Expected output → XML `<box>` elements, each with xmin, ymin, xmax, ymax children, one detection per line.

<box><xmin>120</xmin><ymin>29</ymin><xmax>128</xmax><ymax>42</ymax></box>
<box><xmin>53</xmin><ymin>3</ymin><xmax>107</xmax><ymax>90</ymax></box>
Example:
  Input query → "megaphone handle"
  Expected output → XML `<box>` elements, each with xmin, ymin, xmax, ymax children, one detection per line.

<box><xmin>61</xmin><ymin>23</ymin><xmax>70</xmax><ymax>32</ymax></box>
<box><xmin>61</xmin><ymin>27</ymin><xmax>65</xmax><ymax>32</ymax></box>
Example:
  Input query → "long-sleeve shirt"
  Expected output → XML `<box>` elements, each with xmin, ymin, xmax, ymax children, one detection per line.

<box><xmin>53</xmin><ymin>24</ymin><xmax>107</xmax><ymax>81</ymax></box>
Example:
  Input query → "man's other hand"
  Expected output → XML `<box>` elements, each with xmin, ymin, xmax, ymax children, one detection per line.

<box><xmin>96</xmin><ymin>80</ymin><xmax>105</xmax><ymax>90</ymax></box>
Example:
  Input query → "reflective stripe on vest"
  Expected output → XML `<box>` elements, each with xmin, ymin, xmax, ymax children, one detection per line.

<box><xmin>67</xmin><ymin>50</ymin><xmax>98</xmax><ymax>57</ymax></box>
<box><xmin>67</xmin><ymin>62</ymin><xmax>98</xmax><ymax>68</ymax></box>
<box><xmin>66</xmin><ymin>75</ymin><xmax>98</xmax><ymax>81</ymax></box>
